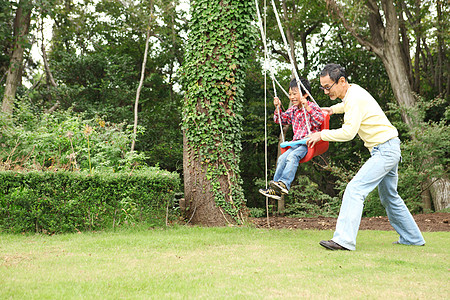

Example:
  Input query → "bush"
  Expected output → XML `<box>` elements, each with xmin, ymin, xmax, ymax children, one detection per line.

<box><xmin>284</xmin><ymin>176</ymin><xmax>341</xmax><ymax>218</ymax></box>
<box><xmin>0</xmin><ymin>102</ymin><xmax>147</xmax><ymax>172</ymax></box>
<box><xmin>248</xmin><ymin>207</ymin><xmax>266</xmax><ymax>218</ymax></box>
<box><xmin>0</xmin><ymin>168</ymin><xmax>180</xmax><ymax>233</ymax></box>
<box><xmin>391</xmin><ymin>97</ymin><xmax>449</xmax><ymax>213</ymax></box>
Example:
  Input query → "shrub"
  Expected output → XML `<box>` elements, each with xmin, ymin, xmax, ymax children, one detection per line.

<box><xmin>0</xmin><ymin>102</ymin><xmax>147</xmax><ymax>172</ymax></box>
<box><xmin>0</xmin><ymin>167</ymin><xmax>180</xmax><ymax>233</ymax></box>
<box><xmin>391</xmin><ymin>97</ymin><xmax>449</xmax><ymax>213</ymax></box>
<box><xmin>284</xmin><ymin>176</ymin><xmax>341</xmax><ymax>218</ymax></box>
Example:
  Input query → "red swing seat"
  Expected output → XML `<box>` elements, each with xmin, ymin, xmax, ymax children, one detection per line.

<box><xmin>280</xmin><ymin>111</ymin><xmax>330</xmax><ymax>163</ymax></box>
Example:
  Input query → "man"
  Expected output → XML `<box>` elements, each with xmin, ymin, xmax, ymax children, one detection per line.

<box><xmin>307</xmin><ymin>63</ymin><xmax>425</xmax><ymax>251</ymax></box>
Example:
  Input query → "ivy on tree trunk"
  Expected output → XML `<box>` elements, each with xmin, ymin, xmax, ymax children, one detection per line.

<box><xmin>181</xmin><ymin>0</ymin><xmax>255</xmax><ymax>225</ymax></box>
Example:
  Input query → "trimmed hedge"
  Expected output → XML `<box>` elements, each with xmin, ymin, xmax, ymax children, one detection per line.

<box><xmin>0</xmin><ymin>169</ymin><xmax>180</xmax><ymax>233</ymax></box>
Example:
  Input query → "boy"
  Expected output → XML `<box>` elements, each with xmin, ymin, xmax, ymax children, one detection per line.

<box><xmin>259</xmin><ymin>78</ymin><xmax>324</xmax><ymax>200</ymax></box>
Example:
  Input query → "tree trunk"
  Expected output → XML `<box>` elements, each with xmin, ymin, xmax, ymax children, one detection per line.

<box><xmin>421</xmin><ymin>182</ymin><xmax>433</xmax><ymax>211</ymax></box>
<box><xmin>183</xmin><ymin>133</ymin><xmax>231</xmax><ymax>225</ymax></box>
<box><xmin>429</xmin><ymin>177</ymin><xmax>450</xmax><ymax>211</ymax></box>
<box><xmin>131</xmin><ymin>3</ymin><xmax>154</xmax><ymax>152</ymax></box>
<box><xmin>281</xmin><ymin>0</ymin><xmax>299</xmax><ymax>73</ymax></box>
<box><xmin>1</xmin><ymin>1</ymin><xmax>32</xmax><ymax>115</ymax></box>
<box><xmin>181</xmin><ymin>0</ymin><xmax>252</xmax><ymax>226</ymax></box>
<box><xmin>413</xmin><ymin>0</ymin><xmax>421</xmax><ymax>93</ymax></box>
<box><xmin>379</xmin><ymin>44</ymin><xmax>416</xmax><ymax>127</ymax></box>
<box><xmin>435</xmin><ymin>0</ymin><xmax>445</xmax><ymax>96</ymax></box>
<box><xmin>41</xmin><ymin>37</ymin><xmax>60</xmax><ymax>113</ymax></box>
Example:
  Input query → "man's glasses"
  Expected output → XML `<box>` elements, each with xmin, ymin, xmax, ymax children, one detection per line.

<box><xmin>319</xmin><ymin>81</ymin><xmax>337</xmax><ymax>91</ymax></box>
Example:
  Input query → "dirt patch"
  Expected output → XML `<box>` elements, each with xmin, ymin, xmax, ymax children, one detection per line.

<box><xmin>250</xmin><ymin>212</ymin><xmax>450</xmax><ymax>232</ymax></box>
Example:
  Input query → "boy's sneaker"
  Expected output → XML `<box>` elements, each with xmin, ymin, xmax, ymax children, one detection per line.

<box><xmin>269</xmin><ymin>180</ymin><xmax>289</xmax><ymax>195</ymax></box>
<box><xmin>258</xmin><ymin>188</ymin><xmax>281</xmax><ymax>200</ymax></box>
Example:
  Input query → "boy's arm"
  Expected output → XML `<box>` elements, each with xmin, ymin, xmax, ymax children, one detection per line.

<box><xmin>307</xmin><ymin>102</ymin><xmax>324</xmax><ymax>127</ymax></box>
<box><xmin>274</xmin><ymin>107</ymin><xmax>292</xmax><ymax>125</ymax></box>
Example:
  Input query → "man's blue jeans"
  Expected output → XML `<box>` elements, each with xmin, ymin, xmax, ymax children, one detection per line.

<box><xmin>273</xmin><ymin>144</ymin><xmax>308</xmax><ymax>190</ymax></box>
<box><xmin>332</xmin><ymin>138</ymin><xmax>425</xmax><ymax>250</ymax></box>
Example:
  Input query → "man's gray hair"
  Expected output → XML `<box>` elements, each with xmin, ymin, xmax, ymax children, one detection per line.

<box><xmin>320</xmin><ymin>63</ymin><xmax>347</xmax><ymax>82</ymax></box>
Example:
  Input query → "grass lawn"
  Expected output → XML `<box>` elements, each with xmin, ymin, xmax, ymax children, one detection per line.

<box><xmin>1</xmin><ymin>226</ymin><xmax>448</xmax><ymax>299</ymax></box>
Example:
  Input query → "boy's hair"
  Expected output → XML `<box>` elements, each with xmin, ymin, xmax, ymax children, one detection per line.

<box><xmin>289</xmin><ymin>78</ymin><xmax>312</xmax><ymax>99</ymax></box>
<box><xmin>320</xmin><ymin>63</ymin><xmax>347</xmax><ymax>82</ymax></box>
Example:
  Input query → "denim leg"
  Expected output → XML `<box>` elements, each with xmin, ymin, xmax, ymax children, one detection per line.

<box><xmin>273</xmin><ymin>144</ymin><xmax>308</xmax><ymax>190</ymax></box>
<box><xmin>332</xmin><ymin>138</ymin><xmax>409</xmax><ymax>250</ymax></box>
<box><xmin>273</xmin><ymin>149</ymin><xmax>291</xmax><ymax>183</ymax></box>
<box><xmin>378</xmin><ymin>166</ymin><xmax>425</xmax><ymax>245</ymax></box>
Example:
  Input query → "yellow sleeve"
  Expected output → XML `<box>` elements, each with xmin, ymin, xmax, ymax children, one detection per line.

<box><xmin>330</xmin><ymin>102</ymin><xmax>345</xmax><ymax>114</ymax></box>
<box><xmin>321</xmin><ymin>98</ymin><xmax>362</xmax><ymax>142</ymax></box>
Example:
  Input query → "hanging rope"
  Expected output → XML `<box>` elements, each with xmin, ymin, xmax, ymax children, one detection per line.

<box><xmin>255</xmin><ymin>0</ymin><xmax>331</xmax><ymax>225</ymax></box>
<box><xmin>269</xmin><ymin>0</ymin><xmax>323</xmax><ymax>134</ymax></box>
<box><xmin>255</xmin><ymin>0</ymin><xmax>285</xmax><ymax>143</ymax></box>
<box><xmin>272</xmin><ymin>73</ymin><xmax>290</xmax><ymax>98</ymax></box>
<box><xmin>262</xmin><ymin>0</ymin><xmax>270</xmax><ymax>227</ymax></box>
<box><xmin>271</xmin><ymin>74</ymin><xmax>285</xmax><ymax>142</ymax></box>
<box><xmin>270</xmin><ymin>0</ymin><xmax>317</xmax><ymax>106</ymax></box>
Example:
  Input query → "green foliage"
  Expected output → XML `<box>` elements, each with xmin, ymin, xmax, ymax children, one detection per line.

<box><xmin>180</xmin><ymin>0</ymin><xmax>256</xmax><ymax>222</ymax></box>
<box><xmin>0</xmin><ymin>0</ymin><xmax>14</xmax><ymax>79</ymax></box>
<box><xmin>363</xmin><ymin>189</ymin><xmax>387</xmax><ymax>217</ymax></box>
<box><xmin>393</xmin><ymin>97</ymin><xmax>450</xmax><ymax>213</ymax></box>
<box><xmin>248</xmin><ymin>207</ymin><xmax>266</xmax><ymax>218</ymax></box>
<box><xmin>0</xmin><ymin>168</ymin><xmax>180</xmax><ymax>233</ymax></box>
<box><xmin>0</xmin><ymin>101</ymin><xmax>146</xmax><ymax>172</ymax></box>
<box><xmin>31</xmin><ymin>0</ymin><xmax>187</xmax><ymax>173</ymax></box>
<box><xmin>49</xmin><ymin>52</ymin><xmax>137</xmax><ymax>120</ymax></box>
<box><xmin>284</xmin><ymin>176</ymin><xmax>340</xmax><ymax>217</ymax></box>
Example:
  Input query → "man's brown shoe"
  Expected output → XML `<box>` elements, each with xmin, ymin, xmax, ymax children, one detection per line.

<box><xmin>319</xmin><ymin>240</ymin><xmax>350</xmax><ymax>251</ymax></box>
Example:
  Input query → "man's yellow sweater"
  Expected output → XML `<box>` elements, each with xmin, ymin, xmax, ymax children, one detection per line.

<box><xmin>320</xmin><ymin>84</ymin><xmax>398</xmax><ymax>152</ymax></box>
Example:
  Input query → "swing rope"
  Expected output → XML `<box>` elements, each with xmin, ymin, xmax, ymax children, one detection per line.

<box><xmin>266</xmin><ymin>1</ymin><xmax>330</xmax><ymax>163</ymax></box>
<box><xmin>269</xmin><ymin>0</ymin><xmax>322</xmax><ymax>134</ymax></box>
<box><xmin>263</xmin><ymin>0</ymin><xmax>270</xmax><ymax>227</ymax></box>
<box><xmin>272</xmin><ymin>74</ymin><xmax>290</xmax><ymax>99</ymax></box>
<box><xmin>255</xmin><ymin>0</ymin><xmax>285</xmax><ymax>143</ymax></box>
<box><xmin>270</xmin><ymin>0</ymin><xmax>318</xmax><ymax>106</ymax></box>
<box><xmin>256</xmin><ymin>0</ymin><xmax>321</xmax><ymax>137</ymax></box>
<box><xmin>255</xmin><ymin>0</ymin><xmax>330</xmax><ymax>225</ymax></box>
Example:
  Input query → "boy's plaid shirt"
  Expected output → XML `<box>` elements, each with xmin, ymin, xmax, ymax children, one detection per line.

<box><xmin>274</xmin><ymin>101</ymin><xmax>324</xmax><ymax>141</ymax></box>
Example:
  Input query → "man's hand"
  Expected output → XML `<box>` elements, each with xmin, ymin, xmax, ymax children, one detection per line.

<box><xmin>321</xmin><ymin>107</ymin><xmax>333</xmax><ymax>115</ymax></box>
<box><xmin>307</xmin><ymin>132</ymin><xmax>322</xmax><ymax>148</ymax></box>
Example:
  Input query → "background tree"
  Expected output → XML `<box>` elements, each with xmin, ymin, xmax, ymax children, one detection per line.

<box><xmin>181</xmin><ymin>0</ymin><xmax>255</xmax><ymax>225</ymax></box>
<box><xmin>325</xmin><ymin>0</ymin><xmax>449</xmax><ymax>210</ymax></box>
<box><xmin>35</xmin><ymin>0</ymin><xmax>186</xmax><ymax>172</ymax></box>
<box><xmin>0</xmin><ymin>1</ymin><xmax>15</xmax><ymax>90</ymax></box>
<box><xmin>1</xmin><ymin>0</ymin><xmax>32</xmax><ymax>116</ymax></box>
<box><xmin>131</xmin><ymin>1</ymin><xmax>154</xmax><ymax>152</ymax></box>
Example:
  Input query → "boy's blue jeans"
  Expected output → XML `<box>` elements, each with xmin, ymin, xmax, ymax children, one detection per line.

<box><xmin>332</xmin><ymin>138</ymin><xmax>425</xmax><ymax>250</ymax></box>
<box><xmin>273</xmin><ymin>144</ymin><xmax>308</xmax><ymax>190</ymax></box>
